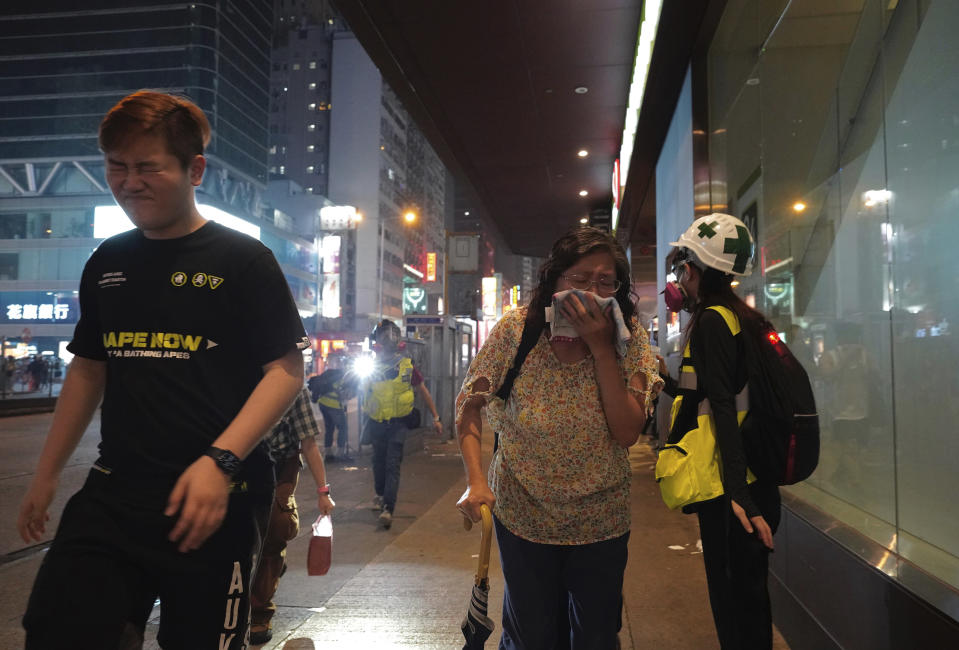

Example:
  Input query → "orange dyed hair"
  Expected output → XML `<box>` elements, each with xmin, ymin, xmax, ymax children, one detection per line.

<box><xmin>98</xmin><ymin>90</ymin><xmax>211</xmax><ymax>168</ymax></box>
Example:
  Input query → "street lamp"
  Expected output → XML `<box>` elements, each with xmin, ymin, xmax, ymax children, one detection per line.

<box><xmin>377</xmin><ymin>210</ymin><xmax>417</xmax><ymax>319</ymax></box>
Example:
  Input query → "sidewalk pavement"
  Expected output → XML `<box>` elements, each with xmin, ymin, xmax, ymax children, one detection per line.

<box><xmin>253</xmin><ymin>424</ymin><xmax>789</xmax><ymax>649</ymax></box>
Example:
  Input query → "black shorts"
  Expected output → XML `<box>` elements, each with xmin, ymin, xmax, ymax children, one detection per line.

<box><xmin>23</xmin><ymin>468</ymin><xmax>272</xmax><ymax>649</ymax></box>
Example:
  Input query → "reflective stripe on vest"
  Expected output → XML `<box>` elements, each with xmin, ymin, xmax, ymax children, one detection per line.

<box><xmin>655</xmin><ymin>305</ymin><xmax>754</xmax><ymax>510</ymax></box>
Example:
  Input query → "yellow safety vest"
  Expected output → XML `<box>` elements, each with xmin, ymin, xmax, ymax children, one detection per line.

<box><xmin>317</xmin><ymin>381</ymin><xmax>342</xmax><ymax>409</ymax></box>
<box><xmin>364</xmin><ymin>357</ymin><xmax>415</xmax><ymax>422</ymax></box>
<box><xmin>655</xmin><ymin>305</ymin><xmax>755</xmax><ymax>510</ymax></box>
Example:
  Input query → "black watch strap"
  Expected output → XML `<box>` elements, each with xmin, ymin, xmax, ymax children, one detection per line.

<box><xmin>205</xmin><ymin>446</ymin><xmax>242</xmax><ymax>478</ymax></box>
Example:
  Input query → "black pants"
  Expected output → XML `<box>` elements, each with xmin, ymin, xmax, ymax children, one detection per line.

<box><xmin>23</xmin><ymin>468</ymin><xmax>272</xmax><ymax>650</ymax></box>
<box><xmin>696</xmin><ymin>482</ymin><xmax>781</xmax><ymax>650</ymax></box>
<box><xmin>368</xmin><ymin>417</ymin><xmax>408</xmax><ymax>512</ymax></box>
<box><xmin>494</xmin><ymin>515</ymin><xmax>628</xmax><ymax>650</ymax></box>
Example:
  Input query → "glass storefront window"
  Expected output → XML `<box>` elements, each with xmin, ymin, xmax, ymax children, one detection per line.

<box><xmin>708</xmin><ymin>0</ymin><xmax>959</xmax><ymax>600</ymax></box>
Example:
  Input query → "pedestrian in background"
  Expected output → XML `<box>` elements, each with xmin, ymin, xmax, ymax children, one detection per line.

<box><xmin>310</xmin><ymin>365</ymin><xmax>354</xmax><ymax>463</ymax></box>
<box><xmin>251</xmin><ymin>386</ymin><xmax>335</xmax><ymax>645</ymax></box>
<box><xmin>16</xmin><ymin>90</ymin><xmax>307</xmax><ymax>649</ymax></box>
<box><xmin>363</xmin><ymin>319</ymin><xmax>443</xmax><ymax>529</ymax></box>
<box><xmin>658</xmin><ymin>213</ymin><xmax>779</xmax><ymax>649</ymax></box>
<box><xmin>456</xmin><ymin>226</ymin><xmax>660</xmax><ymax>648</ymax></box>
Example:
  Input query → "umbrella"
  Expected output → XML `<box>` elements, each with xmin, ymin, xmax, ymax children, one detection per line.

<box><xmin>461</xmin><ymin>503</ymin><xmax>495</xmax><ymax>649</ymax></box>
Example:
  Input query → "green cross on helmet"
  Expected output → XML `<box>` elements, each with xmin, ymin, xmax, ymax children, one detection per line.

<box><xmin>670</xmin><ymin>213</ymin><xmax>755</xmax><ymax>276</ymax></box>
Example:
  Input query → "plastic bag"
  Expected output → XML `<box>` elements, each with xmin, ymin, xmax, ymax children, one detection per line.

<box><xmin>307</xmin><ymin>514</ymin><xmax>332</xmax><ymax>576</ymax></box>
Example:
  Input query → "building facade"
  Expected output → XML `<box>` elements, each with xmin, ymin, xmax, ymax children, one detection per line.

<box><xmin>0</xmin><ymin>2</ymin><xmax>320</xmax><ymax>373</ymax></box>
<box><xmin>327</xmin><ymin>32</ymin><xmax>449</xmax><ymax>337</ymax></box>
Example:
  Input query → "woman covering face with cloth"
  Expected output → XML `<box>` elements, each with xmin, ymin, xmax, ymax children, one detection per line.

<box><xmin>456</xmin><ymin>226</ymin><xmax>660</xmax><ymax>649</ymax></box>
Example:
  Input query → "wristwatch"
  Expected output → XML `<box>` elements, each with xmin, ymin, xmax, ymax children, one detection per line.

<box><xmin>205</xmin><ymin>446</ymin><xmax>242</xmax><ymax>479</ymax></box>
<box><xmin>433</xmin><ymin>415</ymin><xmax>441</xmax><ymax>422</ymax></box>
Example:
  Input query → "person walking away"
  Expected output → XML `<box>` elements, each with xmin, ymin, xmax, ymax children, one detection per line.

<box><xmin>363</xmin><ymin>319</ymin><xmax>443</xmax><ymax>528</ymax></box>
<box><xmin>456</xmin><ymin>226</ymin><xmax>661</xmax><ymax>648</ymax></box>
<box><xmin>250</xmin><ymin>386</ymin><xmax>335</xmax><ymax>645</ymax></box>
<box><xmin>16</xmin><ymin>90</ymin><xmax>308</xmax><ymax>650</ymax></box>
<box><xmin>657</xmin><ymin>213</ymin><xmax>779</xmax><ymax>649</ymax></box>
<box><xmin>312</xmin><ymin>367</ymin><xmax>354</xmax><ymax>462</ymax></box>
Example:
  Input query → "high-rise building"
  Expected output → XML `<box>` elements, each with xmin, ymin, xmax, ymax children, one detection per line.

<box><xmin>0</xmin><ymin>2</ymin><xmax>320</xmax><ymax>366</ymax></box>
<box><xmin>326</xmin><ymin>32</ymin><xmax>448</xmax><ymax>336</ymax></box>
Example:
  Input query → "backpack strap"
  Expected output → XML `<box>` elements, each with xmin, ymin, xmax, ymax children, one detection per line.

<box><xmin>491</xmin><ymin>317</ymin><xmax>542</xmax><ymax>454</ymax></box>
<box><xmin>494</xmin><ymin>317</ymin><xmax>542</xmax><ymax>401</ymax></box>
<box><xmin>706</xmin><ymin>305</ymin><xmax>741</xmax><ymax>335</ymax></box>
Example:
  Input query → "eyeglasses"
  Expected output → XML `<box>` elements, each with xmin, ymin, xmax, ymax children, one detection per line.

<box><xmin>560</xmin><ymin>272</ymin><xmax>621</xmax><ymax>294</ymax></box>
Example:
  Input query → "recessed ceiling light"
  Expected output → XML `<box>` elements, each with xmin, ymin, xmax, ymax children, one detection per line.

<box><xmin>577</xmin><ymin>150</ymin><xmax>588</xmax><ymax>157</ymax></box>
<box><xmin>464</xmin><ymin>211</ymin><xmax>470</xmax><ymax>216</ymax></box>
<box><xmin>579</xmin><ymin>217</ymin><xmax>588</xmax><ymax>224</ymax></box>
<box><xmin>574</xmin><ymin>86</ymin><xmax>588</xmax><ymax>94</ymax></box>
<box><xmin>579</xmin><ymin>190</ymin><xmax>588</xmax><ymax>197</ymax></box>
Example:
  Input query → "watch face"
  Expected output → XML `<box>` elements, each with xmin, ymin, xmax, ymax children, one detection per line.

<box><xmin>209</xmin><ymin>448</ymin><xmax>241</xmax><ymax>477</ymax></box>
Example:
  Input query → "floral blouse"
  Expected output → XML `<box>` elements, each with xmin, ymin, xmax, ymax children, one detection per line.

<box><xmin>457</xmin><ymin>306</ymin><xmax>660</xmax><ymax>545</ymax></box>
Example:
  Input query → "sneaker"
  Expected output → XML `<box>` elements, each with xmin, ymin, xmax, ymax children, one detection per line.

<box><xmin>371</xmin><ymin>494</ymin><xmax>384</xmax><ymax>510</ymax></box>
<box><xmin>249</xmin><ymin>626</ymin><xmax>273</xmax><ymax>645</ymax></box>
<box><xmin>325</xmin><ymin>453</ymin><xmax>336</xmax><ymax>463</ymax></box>
<box><xmin>378</xmin><ymin>509</ymin><xmax>393</xmax><ymax>529</ymax></box>
<box><xmin>339</xmin><ymin>452</ymin><xmax>355</xmax><ymax>463</ymax></box>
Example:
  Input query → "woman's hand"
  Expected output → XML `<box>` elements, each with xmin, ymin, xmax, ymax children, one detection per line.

<box><xmin>731</xmin><ymin>499</ymin><xmax>775</xmax><ymax>550</ymax></box>
<box><xmin>317</xmin><ymin>493</ymin><xmax>335</xmax><ymax>516</ymax></box>
<box><xmin>456</xmin><ymin>484</ymin><xmax>495</xmax><ymax>523</ymax></box>
<box><xmin>560</xmin><ymin>292</ymin><xmax>615</xmax><ymax>354</ymax></box>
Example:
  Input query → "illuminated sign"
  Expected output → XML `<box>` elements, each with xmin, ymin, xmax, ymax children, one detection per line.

<box><xmin>482</xmin><ymin>276</ymin><xmax>498</xmax><ymax>319</ymax></box>
<box><xmin>1</xmin><ymin>292</ymin><xmax>79</xmax><ymax>324</ymax></box>
<box><xmin>426</xmin><ymin>252</ymin><xmax>437</xmax><ymax>282</ymax></box>
<box><xmin>94</xmin><ymin>204</ymin><xmax>261</xmax><ymax>240</ymax></box>
<box><xmin>6</xmin><ymin>303</ymin><xmax>70</xmax><ymax>321</ymax></box>
<box><xmin>321</xmin><ymin>275</ymin><xmax>340</xmax><ymax>318</ymax></box>
<box><xmin>510</xmin><ymin>285</ymin><xmax>520</xmax><ymax>309</ymax></box>
<box><xmin>320</xmin><ymin>235</ymin><xmax>341</xmax><ymax>274</ymax></box>
<box><xmin>319</xmin><ymin>205</ymin><xmax>359</xmax><ymax>230</ymax></box>
<box><xmin>403</xmin><ymin>263</ymin><xmax>424</xmax><ymax>279</ymax></box>
<box><xmin>403</xmin><ymin>286</ymin><xmax>427</xmax><ymax>314</ymax></box>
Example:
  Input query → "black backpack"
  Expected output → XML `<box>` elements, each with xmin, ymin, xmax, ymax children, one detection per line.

<box><xmin>738</xmin><ymin>317</ymin><xmax>820</xmax><ymax>485</ymax></box>
<box><xmin>308</xmin><ymin>369</ymin><xmax>344</xmax><ymax>402</ymax></box>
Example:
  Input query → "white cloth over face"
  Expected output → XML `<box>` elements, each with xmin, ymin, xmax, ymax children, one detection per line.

<box><xmin>545</xmin><ymin>289</ymin><xmax>632</xmax><ymax>357</ymax></box>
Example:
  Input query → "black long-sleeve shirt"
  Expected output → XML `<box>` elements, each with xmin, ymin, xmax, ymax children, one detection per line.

<box><xmin>683</xmin><ymin>309</ymin><xmax>758</xmax><ymax>517</ymax></box>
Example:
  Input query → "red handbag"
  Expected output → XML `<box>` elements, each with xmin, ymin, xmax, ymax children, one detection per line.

<box><xmin>307</xmin><ymin>514</ymin><xmax>332</xmax><ymax>576</ymax></box>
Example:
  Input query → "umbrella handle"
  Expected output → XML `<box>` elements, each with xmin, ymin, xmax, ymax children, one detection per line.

<box><xmin>476</xmin><ymin>504</ymin><xmax>493</xmax><ymax>582</ymax></box>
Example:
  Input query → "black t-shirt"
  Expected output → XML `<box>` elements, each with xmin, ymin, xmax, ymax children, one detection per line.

<box><xmin>69</xmin><ymin>221</ymin><xmax>308</xmax><ymax>500</ymax></box>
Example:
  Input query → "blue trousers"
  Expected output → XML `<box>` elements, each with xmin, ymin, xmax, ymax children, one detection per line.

<box><xmin>367</xmin><ymin>417</ymin><xmax>408</xmax><ymax>513</ymax></box>
<box><xmin>319</xmin><ymin>405</ymin><xmax>348</xmax><ymax>449</ymax></box>
<box><xmin>494</xmin><ymin>515</ymin><xmax>628</xmax><ymax>650</ymax></box>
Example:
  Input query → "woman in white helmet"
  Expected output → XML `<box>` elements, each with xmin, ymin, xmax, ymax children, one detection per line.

<box><xmin>658</xmin><ymin>213</ymin><xmax>780</xmax><ymax>650</ymax></box>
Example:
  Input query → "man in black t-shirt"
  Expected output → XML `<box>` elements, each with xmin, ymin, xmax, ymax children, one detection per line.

<box><xmin>16</xmin><ymin>91</ymin><xmax>308</xmax><ymax>649</ymax></box>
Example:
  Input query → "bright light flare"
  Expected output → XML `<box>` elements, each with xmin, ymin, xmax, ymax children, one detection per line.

<box><xmin>352</xmin><ymin>355</ymin><xmax>376</xmax><ymax>379</ymax></box>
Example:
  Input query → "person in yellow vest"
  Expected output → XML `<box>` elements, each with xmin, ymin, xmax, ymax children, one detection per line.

<box><xmin>656</xmin><ymin>213</ymin><xmax>780</xmax><ymax>650</ymax></box>
<box><xmin>363</xmin><ymin>319</ymin><xmax>442</xmax><ymax>528</ymax></box>
<box><xmin>312</xmin><ymin>366</ymin><xmax>354</xmax><ymax>463</ymax></box>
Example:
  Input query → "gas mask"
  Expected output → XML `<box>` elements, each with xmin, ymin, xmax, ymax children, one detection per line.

<box><xmin>663</xmin><ymin>282</ymin><xmax>691</xmax><ymax>313</ymax></box>
<box><xmin>663</xmin><ymin>262</ymin><xmax>697</xmax><ymax>313</ymax></box>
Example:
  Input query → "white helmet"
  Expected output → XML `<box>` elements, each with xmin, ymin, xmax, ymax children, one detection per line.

<box><xmin>669</xmin><ymin>213</ymin><xmax>755</xmax><ymax>276</ymax></box>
